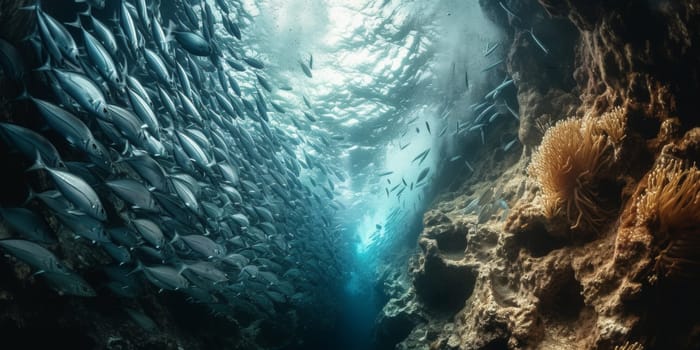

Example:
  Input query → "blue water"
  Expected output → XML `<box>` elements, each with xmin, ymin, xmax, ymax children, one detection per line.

<box><xmin>230</xmin><ymin>0</ymin><xmax>503</xmax><ymax>350</ymax></box>
<box><xmin>214</xmin><ymin>0</ymin><xmax>505</xmax><ymax>348</ymax></box>
<box><xmin>237</xmin><ymin>0</ymin><xmax>502</xmax><ymax>246</ymax></box>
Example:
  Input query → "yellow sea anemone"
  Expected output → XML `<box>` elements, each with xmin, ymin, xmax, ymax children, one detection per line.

<box><xmin>529</xmin><ymin>108</ymin><xmax>626</xmax><ymax>230</ymax></box>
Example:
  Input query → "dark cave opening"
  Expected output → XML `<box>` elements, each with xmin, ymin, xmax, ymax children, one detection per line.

<box><xmin>515</xmin><ymin>221</ymin><xmax>567</xmax><ymax>258</ymax></box>
<box><xmin>538</xmin><ymin>268</ymin><xmax>585</xmax><ymax>322</ymax></box>
<box><xmin>413</xmin><ymin>254</ymin><xmax>477</xmax><ymax>313</ymax></box>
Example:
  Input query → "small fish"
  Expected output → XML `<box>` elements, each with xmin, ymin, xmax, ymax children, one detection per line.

<box><xmin>416</xmin><ymin>167</ymin><xmax>430</xmax><ymax>184</ymax></box>
<box><xmin>172</xmin><ymin>233</ymin><xmax>226</xmax><ymax>259</ymax></box>
<box><xmin>173</xmin><ymin>31</ymin><xmax>211</xmax><ymax>56</ymax></box>
<box><xmin>483</xmin><ymin>41</ymin><xmax>500</xmax><ymax>57</ymax></box>
<box><xmin>504</xmin><ymin>100</ymin><xmax>520</xmax><ymax>120</ymax></box>
<box><xmin>105</xmin><ymin>179</ymin><xmax>158</xmax><ymax>212</ymax></box>
<box><xmin>243</xmin><ymin>57</ymin><xmax>265</xmax><ymax>69</ymax></box>
<box><xmin>425</xmin><ymin>121</ymin><xmax>431</xmax><ymax>134</ymax></box>
<box><xmin>50</xmin><ymin>69</ymin><xmax>109</xmax><ymax>119</ymax></box>
<box><xmin>0</xmin><ymin>239</ymin><xmax>68</xmax><ymax>273</ymax></box>
<box><xmin>499</xmin><ymin>1</ymin><xmax>521</xmax><ymax>21</ymax></box>
<box><xmin>0</xmin><ymin>208</ymin><xmax>55</xmax><ymax>244</ymax></box>
<box><xmin>503</xmin><ymin>138</ymin><xmax>518</xmax><ymax>152</ymax></box>
<box><xmin>411</xmin><ymin>148</ymin><xmax>430</xmax><ymax>163</ymax></box>
<box><xmin>0</xmin><ymin>122</ymin><xmax>65</xmax><ymax>168</ymax></box>
<box><xmin>27</xmin><ymin>152</ymin><xmax>106</xmax><ymax>221</ymax></box>
<box><xmin>136</xmin><ymin>263</ymin><xmax>189</xmax><ymax>291</ymax></box>
<box><xmin>464</xmin><ymin>159</ymin><xmax>474</xmax><ymax>172</ymax></box>
<box><xmin>42</xmin><ymin>270</ymin><xmax>96</xmax><ymax>297</ymax></box>
<box><xmin>0</xmin><ymin>38</ymin><xmax>25</xmax><ymax>81</ymax></box>
<box><xmin>130</xmin><ymin>218</ymin><xmax>165</xmax><ymax>249</ymax></box>
<box><xmin>124</xmin><ymin>308</ymin><xmax>158</xmax><ymax>331</ymax></box>
<box><xmin>481</xmin><ymin>59</ymin><xmax>504</xmax><ymax>73</ymax></box>
<box><xmin>299</xmin><ymin>60</ymin><xmax>312</xmax><ymax>78</ymax></box>
<box><xmin>377</xmin><ymin>171</ymin><xmax>394</xmax><ymax>177</ymax></box>
<box><xmin>528</xmin><ymin>28</ymin><xmax>549</xmax><ymax>55</ymax></box>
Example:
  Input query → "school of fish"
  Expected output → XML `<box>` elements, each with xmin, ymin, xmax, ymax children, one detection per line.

<box><xmin>0</xmin><ymin>0</ymin><xmax>351</xmax><ymax>328</ymax></box>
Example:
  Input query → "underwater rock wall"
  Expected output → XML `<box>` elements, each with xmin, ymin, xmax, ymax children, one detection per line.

<box><xmin>377</xmin><ymin>0</ymin><xmax>700</xmax><ymax>349</ymax></box>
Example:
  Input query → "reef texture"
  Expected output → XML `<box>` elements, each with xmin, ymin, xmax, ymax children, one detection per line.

<box><xmin>376</xmin><ymin>0</ymin><xmax>700</xmax><ymax>349</ymax></box>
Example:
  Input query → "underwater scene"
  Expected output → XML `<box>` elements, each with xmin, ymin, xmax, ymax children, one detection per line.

<box><xmin>0</xmin><ymin>0</ymin><xmax>699</xmax><ymax>349</ymax></box>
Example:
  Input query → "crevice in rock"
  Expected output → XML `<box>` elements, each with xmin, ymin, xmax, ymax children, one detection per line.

<box><xmin>373</xmin><ymin>312</ymin><xmax>416</xmax><ymax>350</ymax></box>
<box><xmin>482</xmin><ymin>337</ymin><xmax>509</xmax><ymax>350</ymax></box>
<box><xmin>433</xmin><ymin>227</ymin><xmax>468</xmax><ymax>256</ymax></box>
<box><xmin>514</xmin><ymin>221</ymin><xmax>567</xmax><ymax>258</ymax></box>
<box><xmin>413</xmin><ymin>243</ymin><xmax>477</xmax><ymax>313</ymax></box>
<box><xmin>538</xmin><ymin>268</ymin><xmax>585</xmax><ymax>322</ymax></box>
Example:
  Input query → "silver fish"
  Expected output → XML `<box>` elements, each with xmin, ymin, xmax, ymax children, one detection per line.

<box><xmin>139</xmin><ymin>264</ymin><xmax>189</xmax><ymax>291</ymax></box>
<box><xmin>51</xmin><ymin>69</ymin><xmax>108</xmax><ymax>119</ymax></box>
<box><xmin>0</xmin><ymin>122</ymin><xmax>65</xmax><ymax>168</ymax></box>
<box><xmin>0</xmin><ymin>239</ymin><xmax>68</xmax><ymax>273</ymax></box>
<box><xmin>105</xmin><ymin>179</ymin><xmax>158</xmax><ymax>212</ymax></box>
<box><xmin>41</xmin><ymin>270</ymin><xmax>96</xmax><ymax>297</ymax></box>
<box><xmin>0</xmin><ymin>208</ymin><xmax>55</xmax><ymax>244</ymax></box>
<box><xmin>173</xmin><ymin>233</ymin><xmax>225</xmax><ymax>259</ymax></box>
<box><xmin>28</xmin><ymin>153</ymin><xmax>107</xmax><ymax>221</ymax></box>
<box><xmin>130</xmin><ymin>218</ymin><xmax>165</xmax><ymax>249</ymax></box>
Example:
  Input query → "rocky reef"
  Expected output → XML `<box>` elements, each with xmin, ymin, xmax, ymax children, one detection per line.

<box><xmin>374</xmin><ymin>0</ymin><xmax>700</xmax><ymax>349</ymax></box>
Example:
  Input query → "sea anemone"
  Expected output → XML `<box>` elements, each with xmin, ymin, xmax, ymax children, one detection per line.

<box><xmin>635</xmin><ymin>157</ymin><xmax>700</xmax><ymax>278</ymax></box>
<box><xmin>529</xmin><ymin>108</ymin><xmax>626</xmax><ymax>230</ymax></box>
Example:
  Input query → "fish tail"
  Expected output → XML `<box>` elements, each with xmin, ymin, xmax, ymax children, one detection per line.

<box><xmin>65</xmin><ymin>15</ymin><xmax>82</xmax><ymax>28</ymax></box>
<box><xmin>21</xmin><ymin>186</ymin><xmax>36</xmax><ymax>206</ymax></box>
<box><xmin>33</xmin><ymin>56</ymin><xmax>52</xmax><ymax>71</ymax></box>
<box><xmin>127</xmin><ymin>260</ymin><xmax>144</xmax><ymax>276</ymax></box>
<box><xmin>169</xmin><ymin>231</ymin><xmax>181</xmax><ymax>244</ymax></box>
<box><xmin>26</xmin><ymin>150</ymin><xmax>47</xmax><ymax>172</ymax></box>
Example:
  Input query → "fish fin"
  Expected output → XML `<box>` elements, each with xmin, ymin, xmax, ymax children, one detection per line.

<box><xmin>165</xmin><ymin>20</ymin><xmax>176</xmax><ymax>43</ymax></box>
<box><xmin>78</xmin><ymin>3</ymin><xmax>92</xmax><ymax>16</ymax></box>
<box><xmin>32</xmin><ymin>269</ymin><xmax>45</xmax><ymax>277</ymax></box>
<box><xmin>120</xmin><ymin>140</ymin><xmax>131</xmax><ymax>156</ymax></box>
<box><xmin>21</xmin><ymin>186</ymin><xmax>36</xmax><ymax>206</ymax></box>
<box><xmin>169</xmin><ymin>231</ymin><xmax>180</xmax><ymax>244</ymax></box>
<box><xmin>33</xmin><ymin>56</ymin><xmax>52</xmax><ymax>72</ymax></box>
<box><xmin>65</xmin><ymin>15</ymin><xmax>82</xmax><ymax>28</ymax></box>
<box><xmin>26</xmin><ymin>150</ymin><xmax>47</xmax><ymax>172</ymax></box>
<box><xmin>15</xmin><ymin>85</ymin><xmax>31</xmax><ymax>101</ymax></box>
<box><xmin>20</xmin><ymin>28</ymin><xmax>38</xmax><ymax>42</ymax></box>
<box><xmin>127</xmin><ymin>260</ymin><xmax>143</xmax><ymax>276</ymax></box>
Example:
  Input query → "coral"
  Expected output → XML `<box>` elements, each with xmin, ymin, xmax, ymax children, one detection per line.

<box><xmin>634</xmin><ymin>157</ymin><xmax>700</xmax><ymax>278</ymax></box>
<box><xmin>528</xmin><ymin>108</ymin><xmax>626</xmax><ymax>231</ymax></box>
